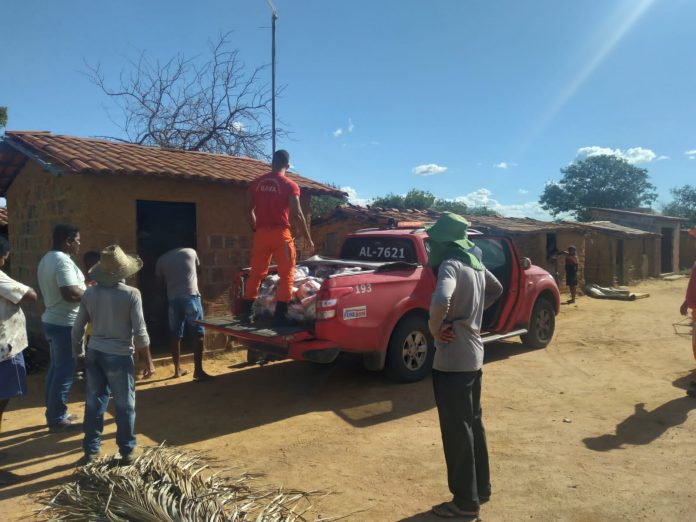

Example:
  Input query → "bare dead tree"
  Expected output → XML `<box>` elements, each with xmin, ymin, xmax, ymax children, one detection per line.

<box><xmin>85</xmin><ymin>32</ymin><xmax>282</xmax><ymax>159</ymax></box>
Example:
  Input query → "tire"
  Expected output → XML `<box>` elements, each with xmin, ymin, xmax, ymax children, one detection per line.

<box><xmin>384</xmin><ymin>315</ymin><xmax>435</xmax><ymax>383</ymax></box>
<box><xmin>521</xmin><ymin>298</ymin><xmax>555</xmax><ymax>349</ymax></box>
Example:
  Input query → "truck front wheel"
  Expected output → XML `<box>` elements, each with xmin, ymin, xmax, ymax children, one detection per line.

<box><xmin>385</xmin><ymin>316</ymin><xmax>434</xmax><ymax>383</ymax></box>
<box><xmin>521</xmin><ymin>298</ymin><xmax>555</xmax><ymax>349</ymax></box>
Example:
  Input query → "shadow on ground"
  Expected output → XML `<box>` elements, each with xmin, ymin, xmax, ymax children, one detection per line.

<box><xmin>583</xmin><ymin>369</ymin><xmax>696</xmax><ymax>451</ymax></box>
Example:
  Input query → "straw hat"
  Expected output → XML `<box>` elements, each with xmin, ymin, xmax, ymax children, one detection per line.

<box><xmin>89</xmin><ymin>245</ymin><xmax>143</xmax><ymax>285</ymax></box>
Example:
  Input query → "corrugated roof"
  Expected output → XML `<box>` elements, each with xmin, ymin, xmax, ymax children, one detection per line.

<box><xmin>571</xmin><ymin>220</ymin><xmax>659</xmax><ymax>238</ymax></box>
<box><xmin>590</xmin><ymin>207</ymin><xmax>687</xmax><ymax>222</ymax></box>
<box><xmin>0</xmin><ymin>131</ymin><xmax>345</xmax><ymax>197</ymax></box>
<box><xmin>313</xmin><ymin>204</ymin><xmax>442</xmax><ymax>226</ymax></box>
<box><xmin>313</xmin><ymin>204</ymin><xmax>585</xmax><ymax>234</ymax></box>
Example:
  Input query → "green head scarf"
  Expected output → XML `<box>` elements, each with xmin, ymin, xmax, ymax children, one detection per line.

<box><xmin>426</xmin><ymin>212</ymin><xmax>483</xmax><ymax>271</ymax></box>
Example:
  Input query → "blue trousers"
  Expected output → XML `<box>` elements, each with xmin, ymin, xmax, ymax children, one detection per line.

<box><xmin>43</xmin><ymin>322</ymin><xmax>75</xmax><ymax>427</ymax></box>
<box><xmin>83</xmin><ymin>349</ymin><xmax>136</xmax><ymax>457</ymax></box>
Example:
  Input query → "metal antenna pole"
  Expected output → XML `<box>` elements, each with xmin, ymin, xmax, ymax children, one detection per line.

<box><xmin>267</xmin><ymin>0</ymin><xmax>278</xmax><ymax>154</ymax></box>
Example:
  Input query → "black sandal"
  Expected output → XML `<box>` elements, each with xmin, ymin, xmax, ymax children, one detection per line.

<box><xmin>431</xmin><ymin>501</ymin><xmax>480</xmax><ymax>520</ymax></box>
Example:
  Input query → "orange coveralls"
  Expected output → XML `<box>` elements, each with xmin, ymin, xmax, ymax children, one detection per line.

<box><xmin>244</xmin><ymin>228</ymin><xmax>296</xmax><ymax>303</ymax></box>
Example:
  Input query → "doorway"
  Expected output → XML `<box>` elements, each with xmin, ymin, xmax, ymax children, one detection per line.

<box><xmin>136</xmin><ymin>200</ymin><xmax>197</xmax><ymax>352</ymax></box>
<box><xmin>660</xmin><ymin>227</ymin><xmax>673</xmax><ymax>274</ymax></box>
<box><xmin>615</xmin><ymin>239</ymin><xmax>624</xmax><ymax>285</ymax></box>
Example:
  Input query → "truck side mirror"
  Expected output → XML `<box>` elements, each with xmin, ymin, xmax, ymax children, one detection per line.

<box><xmin>521</xmin><ymin>257</ymin><xmax>531</xmax><ymax>270</ymax></box>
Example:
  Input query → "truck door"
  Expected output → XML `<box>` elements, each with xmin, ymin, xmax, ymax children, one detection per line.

<box><xmin>472</xmin><ymin>237</ymin><xmax>523</xmax><ymax>332</ymax></box>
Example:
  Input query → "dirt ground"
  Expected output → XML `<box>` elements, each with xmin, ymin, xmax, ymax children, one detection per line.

<box><xmin>1</xmin><ymin>278</ymin><xmax>695</xmax><ymax>521</ymax></box>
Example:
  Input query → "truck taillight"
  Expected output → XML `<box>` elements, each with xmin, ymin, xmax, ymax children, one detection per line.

<box><xmin>316</xmin><ymin>287</ymin><xmax>353</xmax><ymax>321</ymax></box>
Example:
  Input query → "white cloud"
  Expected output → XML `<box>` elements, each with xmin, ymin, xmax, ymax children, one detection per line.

<box><xmin>332</xmin><ymin>128</ymin><xmax>343</xmax><ymax>138</ymax></box>
<box><xmin>685</xmin><ymin>149</ymin><xmax>696</xmax><ymax>160</ymax></box>
<box><xmin>449</xmin><ymin>188</ymin><xmax>556</xmax><ymax>220</ymax></box>
<box><xmin>232</xmin><ymin>121</ymin><xmax>245</xmax><ymax>132</ymax></box>
<box><xmin>369</xmin><ymin>140</ymin><xmax>380</xmax><ymax>146</ymax></box>
<box><xmin>657</xmin><ymin>155</ymin><xmax>669</xmax><ymax>161</ymax></box>
<box><xmin>493</xmin><ymin>162</ymin><xmax>509</xmax><ymax>169</ymax></box>
<box><xmin>575</xmin><ymin>146</ymin><xmax>658</xmax><ymax>164</ymax></box>
<box><xmin>518</xmin><ymin>188</ymin><xmax>529</xmax><ymax>195</ymax></box>
<box><xmin>340</xmin><ymin>186</ymin><xmax>370</xmax><ymax>206</ymax></box>
<box><xmin>412</xmin><ymin>163</ymin><xmax>448</xmax><ymax>176</ymax></box>
<box><xmin>348</xmin><ymin>118</ymin><xmax>355</xmax><ymax>133</ymax></box>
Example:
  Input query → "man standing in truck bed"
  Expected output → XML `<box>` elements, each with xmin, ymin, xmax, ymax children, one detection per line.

<box><xmin>240</xmin><ymin>150</ymin><xmax>314</xmax><ymax>326</ymax></box>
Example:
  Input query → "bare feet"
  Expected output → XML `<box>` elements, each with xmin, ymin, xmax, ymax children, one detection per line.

<box><xmin>172</xmin><ymin>368</ymin><xmax>189</xmax><ymax>379</ymax></box>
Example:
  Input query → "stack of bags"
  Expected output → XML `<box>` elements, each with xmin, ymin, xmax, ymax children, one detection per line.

<box><xmin>250</xmin><ymin>264</ymin><xmax>363</xmax><ymax>323</ymax></box>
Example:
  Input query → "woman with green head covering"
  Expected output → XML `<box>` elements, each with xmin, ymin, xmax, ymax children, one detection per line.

<box><xmin>426</xmin><ymin>213</ymin><xmax>503</xmax><ymax>520</ymax></box>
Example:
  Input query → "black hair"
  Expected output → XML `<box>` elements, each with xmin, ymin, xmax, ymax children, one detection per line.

<box><xmin>0</xmin><ymin>236</ymin><xmax>9</xmax><ymax>257</ymax></box>
<box><xmin>271</xmin><ymin>149</ymin><xmax>290</xmax><ymax>171</ymax></box>
<box><xmin>83</xmin><ymin>250</ymin><xmax>101</xmax><ymax>266</ymax></box>
<box><xmin>53</xmin><ymin>224</ymin><xmax>79</xmax><ymax>247</ymax></box>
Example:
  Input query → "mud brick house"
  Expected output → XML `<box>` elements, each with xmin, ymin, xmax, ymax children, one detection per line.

<box><xmin>572</xmin><ymin>221</ymin><xmax>659</xmax><ymax>286</ymax></box>
<box><xmin>590</xmin><ymin>208</ymin><xmax>686</xmax><ymax>275</ymax></box>
<box><xmin>0</xmin><ymin>131</ymin><xmax>343</xmax><ymax>350</ymax></box>
<box><xmin>681</xmin><ymin>229</ymin><xmax>696</xmax><ymax>270</ymax></box>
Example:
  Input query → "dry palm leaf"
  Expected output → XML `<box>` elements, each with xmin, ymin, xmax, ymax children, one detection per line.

<box><xmin>39</xmin><ymin>444</ymin><xmax>329</xmax><ymax>521</ymax></box>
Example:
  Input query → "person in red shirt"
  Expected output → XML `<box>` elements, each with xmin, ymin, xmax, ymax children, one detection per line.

<box><xmin>240</xmin><ymin>150</ymin><xmax>314</xmax><ymax>326</ymax></box>
<box><xmin>680</xmin><ymin>226</ymin><xmax>696</xmax><ymax>398</ymax></box>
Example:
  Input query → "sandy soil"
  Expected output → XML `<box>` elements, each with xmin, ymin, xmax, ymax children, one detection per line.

<box><xmin>1</xmin><ymin>278</ymin><xmax>695</xmax><ymax>521</ymax></box>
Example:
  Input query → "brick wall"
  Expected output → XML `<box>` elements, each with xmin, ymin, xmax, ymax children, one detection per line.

<box><xmin>7</xmin><ymin>162</ymin><xmax>90</xmax><ymax>347</ymax></box>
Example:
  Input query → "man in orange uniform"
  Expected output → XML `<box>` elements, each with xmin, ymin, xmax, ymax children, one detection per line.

<box><xmin>240</xmin><ymin>150</ymin><xmax>314</xmax><ymax>326</ymax></box>
<box><xmin>680</xmin><ymin>226</ymin><xmax>696</xmax><ymax>398</ymax></box>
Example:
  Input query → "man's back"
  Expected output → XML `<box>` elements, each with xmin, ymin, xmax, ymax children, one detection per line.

<box><xmin>76</xmin><ymin>283</ymin><xmax>149</xmax><ymax>356</ymax></box>
<box><xmin>429</xmin><ymin>260</ymin><xmax>502</xmax><ymax>372</ymax></box>
<box><xmin>249</xmin><ymin>172</ymin><xmax>300</xmax><ymax>229</ymax></box>
<box><xmin>38</xmin><ymin>250</ymin><xmax>85</xmax><ymax>326</ymax></box>
<box><xmin>155</xmin><ymin>248</ymin><xmax>200</xmax><ymax>300</ymax></box>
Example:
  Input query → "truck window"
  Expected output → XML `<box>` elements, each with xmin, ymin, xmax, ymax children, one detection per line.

<box><xmin>341</xmin><ymin>237</ymin><xmax>418</xmax><ymax>263</ymax></box>
<box><xmin>471</xmin><ymin>238</ymin><xmax>507</xmax><ymax>270</ymax></box>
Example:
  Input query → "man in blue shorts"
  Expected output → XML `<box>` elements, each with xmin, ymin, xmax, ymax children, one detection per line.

<box><xmin>156</xmin><ymin>247</ymin><xmax>213</xmax><ymax>381</ymax></box>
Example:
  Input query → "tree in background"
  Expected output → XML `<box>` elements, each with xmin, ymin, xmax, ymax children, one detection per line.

<box><xmin>86</xmin><ymin>32</ymin><xmax>279</xmax><ymax>159</ymax></box>
<box><xmin>662</xmin><ymin>184</ymin><xmax>696</xmax><ymax>227</ymax></box>
<box><xmin>310</xmin><ymin>183</ymin><xmax>348</xmax><ymax>219</ymax></box>
<box><xmin>371</xmin><ymin>188</ymin><xmax>499</xmax><ymax>216</ymax></box>
<box><xmin>0</xmin><ymin>106</ymin><xmax>7</xmax><ymax>129</ymax></box>
<box><xmin>539</xmin><ymin>155</ymin><xmax>657</xmax><ymax>221</ymax></box>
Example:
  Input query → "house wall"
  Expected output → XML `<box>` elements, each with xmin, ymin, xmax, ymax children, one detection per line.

<box><xmin>8</xmin><ymin>161</ymin><xmax>313</xmax><ymax>350</ymax></box>
<box><xmin>585</xmin><ymin>233</ymin><xmax>615</xmax><ymax>286</ymax></box>
<box><xmin>313</xmin><ymin>218</ymin><xmax>373</xmax><ymax>257</ymax></box>
<box><xmin>680</xmin><ymin>231</ymin><xmax>696</xmax><ymax>270</ymax></box>
<box><xmin>590</xmin><ymin>209</ymin><xmax>680</xmax><ymax>274</ymax></box>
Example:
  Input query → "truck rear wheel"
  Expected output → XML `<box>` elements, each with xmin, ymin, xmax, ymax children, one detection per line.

<box><xmin>385</xmin><ymin>315</ymin><xmax>434</xmax><ymax>383</ymax></box>
<box><xmin>521</xmin><ymin>298</ymin><xmax>555</xmax><ymax>349</ymax></box>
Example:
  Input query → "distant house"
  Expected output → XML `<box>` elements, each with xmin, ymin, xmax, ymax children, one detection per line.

<box><xmin>572</xmin><ymin>221</ymin><xmax>659</xmax><ymax>286</ymax></box>
<box><xmin>0</xmin><ymin>131</ymin><xmax>343</xmax><ymax>349</ymax></box>
<box><xmin>590</xmin><ymin>208</ymin><xmax>686</xmax><ymax>274</ymax></box>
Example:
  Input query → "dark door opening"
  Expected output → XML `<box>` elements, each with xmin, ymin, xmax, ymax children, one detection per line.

<box><xmin>615</xmin><ymin>239</ymin><xmax>624</xmax><ymax>285</ymax></box>
<box><xmin>136</xmin><ymin>200</ymin><xmax>197</xmax><ymax>352</ymax></box>
<box><xmin>660</xmin><ymin>227</ymin><xmax>673</xmax><ymax>273</ymax></box>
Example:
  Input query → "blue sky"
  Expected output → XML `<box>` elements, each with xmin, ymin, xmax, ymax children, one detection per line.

<box><xmin>2</xmin><ymin>0</ymin><xmax>695</xmax><ymax>218</ymax></box>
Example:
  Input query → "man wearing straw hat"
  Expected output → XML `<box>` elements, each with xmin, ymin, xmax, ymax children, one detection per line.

<box><xmin>426</xmin><ymin>213</ymin><xmax>503</xmax><ymax>521</ymax></box>
<box><xmin>680</xmin><ymin>226</ymin><xmax>696</xmax><ymax>398</ymax></box>
<box><xmin>72</xmin><ymin>245</ymin><xmax>154</xmax><ymax>464</ymax></box>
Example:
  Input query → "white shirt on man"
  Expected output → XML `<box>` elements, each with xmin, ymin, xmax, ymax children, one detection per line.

<box><xmin>37</xmin><ymin>251</ymin><xmax>86</xmax><ymax>326</ymax></box>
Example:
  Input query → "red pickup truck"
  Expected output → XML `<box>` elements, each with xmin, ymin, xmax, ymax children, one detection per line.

<box><xmin>201</xmin><ymin>225</ymin><xmax>560</xmax><ymax>382</ymax></box>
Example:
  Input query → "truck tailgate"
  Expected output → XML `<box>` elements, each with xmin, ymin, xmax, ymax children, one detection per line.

<box><xmin>199</xmin><ymin>316</ymin><xmax>314</xmax><ymax>346</ymax></box>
